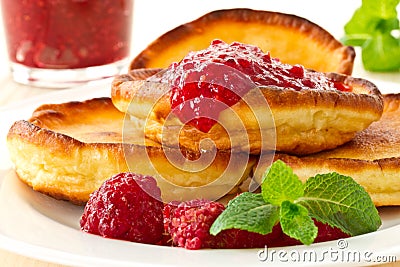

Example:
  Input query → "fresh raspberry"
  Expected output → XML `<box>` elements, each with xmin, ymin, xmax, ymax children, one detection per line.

<box><xmin>164</xmin><ymin>198</ymin><xmax>350</xmax><ymax>250</ymax></box>
<box><xmin>80</xmin><ymin>173</ymin><xmax>164</xmax><ymax>244</ymax></box>
<box><xmin>164</xmin><ymin>199</ymin><xmax>223</xmax><ymax>249</ymax></box>
<box><xmin>164</xmin><ymin>199</ymin><xmax>282</xmax><ymax>249</ymax></box>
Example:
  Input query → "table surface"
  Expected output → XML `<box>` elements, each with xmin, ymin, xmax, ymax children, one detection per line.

<box><xmin>0</xmin><ymin>1</ymin><xmax>400</xmax><ymax>266</ymax></box>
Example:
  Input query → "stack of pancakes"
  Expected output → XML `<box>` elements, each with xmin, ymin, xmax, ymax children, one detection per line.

<box><xmin>6</xmin><ymin>9</ymin><xmax>399</xmax><ymax>206</ymax></box>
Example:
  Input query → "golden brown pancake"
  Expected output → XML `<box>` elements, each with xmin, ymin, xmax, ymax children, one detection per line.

<box><xmin>7</xmin><ymin>98</ymin><xmax>256</xmax><ymax>204</ymax></box>
<box><xmin>253</xmin><ymin>94</ymin><xmax>400</xmax><ymax>206</ymax></box>
<box><xmin>112</xmin><ymin>69</ymin><xmax>383</xmax><ymax>155</ymax></box>
<box><xmin>130</xmin><ymin>8</ymin><xmax>355</xmax><ymax>75</ymax></box>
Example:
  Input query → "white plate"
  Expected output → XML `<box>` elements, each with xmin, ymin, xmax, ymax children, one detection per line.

<box><xmin>0</xmin><ymin>77</ymin><xmax>400</xmax><ymax>267</ymax></box>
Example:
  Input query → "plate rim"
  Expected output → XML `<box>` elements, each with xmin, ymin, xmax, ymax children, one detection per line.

<box><xmin>1</xmin><ymin>82</ymin><xmax>400</xmax><ymax>267</ymax></box>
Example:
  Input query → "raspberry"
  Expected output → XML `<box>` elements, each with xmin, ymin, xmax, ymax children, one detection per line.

<box><xmin>164</xmin><ymin>199</ymin><xmax>224</xmax><ymax>249</ymax></box>
<box><xmin>164</xmin><ymin>199</ymin><xmax>350</xmax><ymax>250</ymax></box>
<box><xmin>164</xmin><ymin>199</ymin><xmax>282</xmax><ymax>249</ymax></box>
<box><xmin>80</xmin><ymin>173</ymin><xmax>164</xmax><ymax>244</ymax></box>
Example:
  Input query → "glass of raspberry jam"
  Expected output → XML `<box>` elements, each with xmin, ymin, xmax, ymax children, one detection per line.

<box><xmin>1</xmin><ymin>0</ymin><xmax>133</xmax><ymax>88</ymax></box>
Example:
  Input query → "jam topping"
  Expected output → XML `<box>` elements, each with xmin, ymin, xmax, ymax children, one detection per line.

<box><xmin>165</xmin><ymin>40</ymin><xmax>352</xmax><ymax>133</ymax></box>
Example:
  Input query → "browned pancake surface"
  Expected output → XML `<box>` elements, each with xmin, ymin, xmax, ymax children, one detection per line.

<box><xmin>7</xmin><ymin>98</ymin><xmax>256</xmax><ymax>204</ymax></box>
<box><xmin>130</xmin><ymin>8</ymin><xmax>355</xmax><ymax>75</ymax></box>
<box><xmin>253</xmin><ymin>94</ymin><xmax>400</xmax><ymax>206</ymax></box>
<box><xmin>112</xmin><ymin>69</ymin><xmax>383</xmax><ymax>155</ymax></box>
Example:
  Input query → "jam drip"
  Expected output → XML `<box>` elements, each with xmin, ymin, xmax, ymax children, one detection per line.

<box><xmin>165</xmin><ymin>40</ymin><xmax>351</xmax><ymax>133</ymax></box>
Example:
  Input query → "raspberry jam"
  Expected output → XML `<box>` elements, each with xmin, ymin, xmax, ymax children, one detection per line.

<box><xmin>166</xmin><ymin>40</ymin><xmax>352</xmax><ymax>133</ymax></box>
<box><xmin>1</xmin><ymin>0</ymin><xmax>133</xmax><ymax>69</ymax></box>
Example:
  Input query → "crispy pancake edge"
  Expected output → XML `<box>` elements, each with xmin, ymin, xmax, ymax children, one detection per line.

<box><xmin>111</xmin><ymin>69</ymin><xmax>384</xmax><ymax>155</ymax></box>
<box><xmin>7</xmin><ymin>98</ymin><xmax>256</xmax><ymax>204</ymax></box>
<box><xmin>130</xmin><ymin>8</ymin><xmax>355</xmax><ymax>74</ymax></box>
<box><xmin>252</xmin><ymin>94</ymin><xmax>400</xmax><ymax>206</ymax></box>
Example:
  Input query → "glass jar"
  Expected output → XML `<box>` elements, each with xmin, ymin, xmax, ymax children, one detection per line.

<box><xmin>1</xmin><ymin>0</ymin><xmax>133</xmax><ymax>88</ymax></box>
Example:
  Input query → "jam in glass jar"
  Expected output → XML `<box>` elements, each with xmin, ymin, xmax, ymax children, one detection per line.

<box><xmin>1</xmin><ymin>0</ymin><xmax>133</xmax><ymax>88</ymax></box>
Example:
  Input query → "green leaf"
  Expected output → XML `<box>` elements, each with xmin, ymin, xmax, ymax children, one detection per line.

<box><xmin>361</xmin><ymin>0</ymin><xmax>399</xmax><ymax>19</ymax></box>
<box><xmin>210</xmin><ymin>161</ymin><xmax>382</xmax><ymax>246</ymax></box>
<box><xmin>344</xmin><ymin>0</ymin><xmax>399</xmax><ymax>35</ymax></box>
<box><xmin>209</xmin><ymin>192</ymin><xmax>279</xmax><ymax>235</ymax></box>
<box><xmin>280</xmin><ymin>201</ymin><xmax>318</xmax><ymax>245</ymax></box>
<box><xmin>362</xmin><ymin>32</ymin><xmax>400</xmax><ymax>71</ymax></box>
<box><xmin>343</xmin><ymin>0</ymin><xmax>400</xmax><ymax>71</ymax></box>
<box><xmin>296</xmin><ymin>172</ymin><xmax>382</xmax><ymax>236</ymax></box>
<box><xmin>343</xmin><ymin>17</ymin><xmax>399</xmax><ymax>44</ymax></box>
<box><xmin>261</xmin><ymin>160</ymin><xmax>304</xmax><ymax>205</ymax></box>
<box><xmin>344</xmin><ymin>9</ymin><xmax>382</xmax><ymax>36</ymax></box>
<box><xmin>341</xmin><ymin>33</ymin><xmax>373</xmax><ymax>47</ymax></box>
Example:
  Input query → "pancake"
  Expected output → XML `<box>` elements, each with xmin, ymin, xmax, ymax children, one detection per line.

<box><xmin>130</xmin><ymin>8</ymin><xmax>355</xmax><ymax>75</ymax></box>
<box><xmin>7</xmin><ymin>98</ymin><xmax>257</xmax><ymax>204</ymax></box>
<box><xmin>112</xmin><ymin>68</ymin><xmax>383</xmax><ymax>155</ymax></box>
<box><xmin>253</xmin><ymin>94</ymin><xmax>400</xmax><ymax>206</ymax></box>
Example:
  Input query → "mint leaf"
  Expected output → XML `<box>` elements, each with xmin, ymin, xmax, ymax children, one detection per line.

<box><xmin>280</xmin><ymin>201</ymin><xmax>318</xmax><ymax>245</ymax></box>
<box><xmin>362</xmin><ymin>32</ymin><xmax>400</xmax><ymax>71</ymax></box>
<box><xmin>361</xmin><ymin>0</ymin><xmax>399</xmax><ymax>19</ymax></box>
<box><xmin>209</xmin><ymin>161</ymin><xmax>381</xmax><ymax>247</ymax></box>
<box><xmin>210</xmin><ymin>193</ymin><xmax>279</xmax><ymax>236</ymax></box>
<box><xmin>343</xmin><ymin>0</ymin><xmax>400</xmax><ymax>71</ymax></box>
<box><xmin>296</xmin><ymin>172</ymin><xmax>381</xmax><ymax>236</ymax></box>
<box><xmin>344</xmin><ymin>0</ymin><xmax>399</xmax><ymax>35</ymax></box>
<box><xmin>261</xmin><ymin>160</ymin><xmax>304</xmax><ymax>205</ymax></box>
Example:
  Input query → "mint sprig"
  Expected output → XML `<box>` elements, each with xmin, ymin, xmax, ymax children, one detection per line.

<box><xmin>342</xmin><ymin>0</ymin><xmax>400</xmax><ymax>71</ymax></box>
<box><xmin>297</xmin><ymin>173</ymin><xmax>382</xmax><ymax>236</ymax></box>
<box><xmin>280</xmin><ymin>201</ymin><xmax>318</xmax><ymax>245</ymax></box>
<box><xmin>210</xmin><ymin>193</ymin><xmax>279</xmax><ymax>235</ymax></box>
<box><xmin>261</xmin><ymin>160</ymin><xmax>304</xmax><ymax>205</ymax></box>
<box><xmin>210</xmin><ymin>160</ymin><xmax>381</xmax><ymax>245</ymax></box>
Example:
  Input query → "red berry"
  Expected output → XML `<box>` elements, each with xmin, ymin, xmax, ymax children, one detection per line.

<box><xmin>164</xmin><ymin>198</ymin><xmax>350</xmax><ymax>250</ymax></box>
<box><xmin>80</xmin><ymin>173</ymin><xmax>164</xmax><ymax>244</ymax></box>
<box><xmin>164</xmin><ymin>199</ymin><xmax>224</xmax><ymax>249</ymax></box>
<box><xmin>163</xmin><ymin>199</ymin><xmax>282</xmax><ymax>249</ymax></box>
